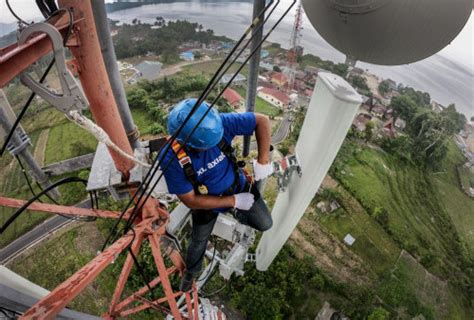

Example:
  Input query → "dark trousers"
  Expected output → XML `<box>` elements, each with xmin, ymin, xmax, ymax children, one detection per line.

<box><xmin>185</xmin><ymin>186</ymin><xmax>273</xmax><ymax>274</ymax></box>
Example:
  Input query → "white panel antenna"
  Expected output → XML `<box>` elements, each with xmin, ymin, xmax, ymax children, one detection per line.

<box><xmin>256</xmin><ymin>72</ymin><xmax>362</xmax><ymax>271</ymax></box>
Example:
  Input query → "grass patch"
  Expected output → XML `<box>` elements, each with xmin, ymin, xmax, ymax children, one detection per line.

<box><xmin>234</xmin><ymin>87</ymin><xmax>281</xmax><ymax>117</ymax></box>
<box><xmin>332</xmin><ymin>142</ymin><xmax>470</xmax><ymax>276</ymax></box>
<box><xmin>9</xmin><ymin>222</ymin><xmax>117</xmax><ymax>315</ymax></box>
<box><xmin>44</xmin><ymin>122</ymin><xmax>97</xmax><ymax>165</ymax></box>
<box><xmin>182</xmin><ymin>59</ymin><xmax>249</xmax><ymax>78</ymax></box>
<box><xmin>431</xmin><ymin>143</ymin><xmax>474</xmax><ymax>253</ymax></box>
<box><xmin>131</xmin><ymin>107</ymin><xmax>157</xmax><ymax>133</ymax></box>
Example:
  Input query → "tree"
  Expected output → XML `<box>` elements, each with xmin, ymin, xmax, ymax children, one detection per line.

<box><xmin>364</xmin><ymin>121</ymin><xmax>375</xmax><ymax>142</ymax></box>
<box><xmin>368</xmin><ymin>307</ymin><xmax>390</xmax><ymax>320</ymax></box>
<box><xmin>441</xmin><ymin>104</ymin><xmax>466</xmax><ymax>133</ymax></box>
<box><xmin>408</xmin><ymin>110</ymin><xmax>456</xmax><ymax>167</ymax></box>
<box><xmin>470</xmin><ymin>116</ymin><xmax>474</xmax><ymax>122</ymax></box>
<box><xmin>378</xmin><ymin>80</ymin><xmax>390</xmax><ymax>96</ymax></box>
<box><xmin>348</xmin><ymin>75</ymin><xmax>370</xmax><ymax>92</ymax></box>
<box><xmin>390</xmin><ymin>95</ymin><xmax>418</xmax><ymax>124</ymax></box>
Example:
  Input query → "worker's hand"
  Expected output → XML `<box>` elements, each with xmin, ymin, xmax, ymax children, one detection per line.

<box><xmin>233</xmin><ymin>193</ymin><xmax>255</xmax><ymax>211</ymax></box>
<box><xmin>253</xmin><ymin>159</ymin><xmax>274</xmax><ymax>181</ymax></box>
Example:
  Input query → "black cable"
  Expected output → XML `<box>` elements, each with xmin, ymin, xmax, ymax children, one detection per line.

<box><xmin>197</xmin><ymin>239</ymin><xmax>217</xmax><ymax>282</ymax></box>
<box><xmin>36</xmin><ymin>0</ymin><xmax>51</xmax><ymax>19</ymax></box>
<box><xmin>106</xmin><ymin>4</ymin><xmax>287</xmax><ymax>296</ymax></box>
<box><xmin>100</xmin><ymin>0</ymin><xmax>277</xmax><ymax>251</ymax></box>
<box><xmin>44</xmin><ymin>0</ymin><xmax>59</xmax><ymax>14</ymax></box>
<box><xmin>123</xmin><ymin>0</ymin><xmax>293</xmax><ymax>238</ymax></box>
<box><xmin>0</xmin><ymin>7</ymin><xmax>74</xmax><ymax>157</ymax></box>
<box><xmin>117</xmin><ymin>0</ymin><xmax>280</xmax><ymax>240</ymax></box>
<box><xmin>0</xmin><ymin>177</ymin><xmax>89</xmax><ymax>234</ymax></box>
<box><xmin>6</xmin><ymin>0</ymin><xmax>30</xmax><ymax>25</ymax></box>
<box><xmin>15</xmin><ymin>155</ymin><xmax>96</xmax><ymax>222</ymax></box>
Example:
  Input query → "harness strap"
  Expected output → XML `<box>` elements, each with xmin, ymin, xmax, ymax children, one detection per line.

<box><xmin>168</xmin><ymin>136</ymin><xmax>242</xmax><ymax>196</ymax></box>
<box><xmin>217</xmin><ymin>139</ymin><xmax>241</xmax><ymax>194</ymax></box>
<box><xmin>168</xmin><ymin>138</ymin><xmax>208</xmax><ymax>195</ymax></box>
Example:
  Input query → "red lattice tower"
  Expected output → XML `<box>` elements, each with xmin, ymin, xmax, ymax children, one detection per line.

<box><xmin>0</xmin><ymin>2</ymin><xmax>224</xmax><ymax>319</ymax></box>
<box><xmin>286</xmin><ymin>0</ymin><xmax>303</xmax><ymax>94</ymax></box>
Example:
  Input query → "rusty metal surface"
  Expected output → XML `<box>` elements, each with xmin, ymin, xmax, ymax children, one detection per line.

<box><xmin>0</xmin><ymin>13</ymin><xmax>78</xmax><ymax>88</ymax></box>
<box><xmin>113</xmin><ymin>266</ymin><xmax>175</xmax><ymax>313</ymax></box>
<box><xmin>0</xmin><ymin>196</ymin><xmax>127</xmax><ymax>219</ymax></box>
<box><xmin>149</xmin><ymin>233</ymin><xmax>183</xmax><ymax>320</ymax></box>
<box><xmin>19</xmin><ymin>231</ymin><xmax>137</xmax><ymax>319</ymax></box>
<box><xmin>59</xmin><ymin>0</ymin><xmax>134</xmax><ymax>175</ymax></box>
<box><xmin>108</xmin><ymin>234</ymin><xmax>145</xmax><ymax>316</ymax></box>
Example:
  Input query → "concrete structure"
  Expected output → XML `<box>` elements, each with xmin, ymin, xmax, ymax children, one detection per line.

<box><xmin>344</xmin><ymin>234</ymin><xmax>356</xmax><ymax>246</ymax></box>
<box><xmin>42</xmin><ymin>153</ymin><xmax>95</xmax><ymax>176</ymax></box>
<box><xmin>222</xmin><ymin>88</ymin><xmax>244</xmax><ymax>109</ymax></box>
<box><xmin>135</xmin><ymin>60</ymin><xmax>163</xmax><ymax>81</ymax></box>
<box><xmin>258</xmin><ymin>87</ymin><xmax>290</xmax><ymax>109</ymax></box>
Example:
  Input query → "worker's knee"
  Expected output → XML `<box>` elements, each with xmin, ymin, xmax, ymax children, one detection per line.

<box><xmin>255</xmin><ymin>215</ymin><xmax>273</xmax><ymax>232</ymax></box>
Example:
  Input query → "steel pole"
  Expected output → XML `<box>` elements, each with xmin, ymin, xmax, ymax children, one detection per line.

<box><xmin>243</xmin><ymin>0</ymin><xmax>266</xmax><ymax>157</ymax></box>
<box><xmin>59</xmin><ymin>0</ymin><xmax>134</xmax><ymax>176</ymax></box>
<box><xmin>92</xmin><ymin>0</ymin><xmax>140</xmax><ymax>150</ymax></box>
<box><xmin>0</xmin><ymin>91</ymin><xmax>60</xmax><ymax>198</ymax></box>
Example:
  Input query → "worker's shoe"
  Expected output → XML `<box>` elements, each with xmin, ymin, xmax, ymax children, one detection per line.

<box><xmin>180</xmin><ymin>271</ymin><xmax>195</xmax><ymax>292</ymax></box>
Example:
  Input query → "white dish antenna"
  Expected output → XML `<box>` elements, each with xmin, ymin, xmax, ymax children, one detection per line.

<box><xmin>302</xmin><ymin>0</ymin><xmax>472</xmax><ymax>65</ymax></box>
<box><xmin>256</xmin><ymin>72</ymin><xmax>362</xmax><ymax>271</ymax></box>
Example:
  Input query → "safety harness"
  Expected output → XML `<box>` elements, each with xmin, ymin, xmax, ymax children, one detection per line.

<box><xmin>168</xmin><ymin>137</ymin><xmax>243</xmax><ymax>195</ymax></box>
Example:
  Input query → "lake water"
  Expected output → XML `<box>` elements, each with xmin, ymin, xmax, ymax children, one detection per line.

<box><xmin>108</xmin><ymin>0</ymin><xmax>473</xmax><ymax>118</ymax></box>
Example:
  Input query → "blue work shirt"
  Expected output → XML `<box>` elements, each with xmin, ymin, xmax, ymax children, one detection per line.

<box><xmin>160</xmin><ymin>112</ymin><xmax>256</xmax><ymax>206</ymax></box>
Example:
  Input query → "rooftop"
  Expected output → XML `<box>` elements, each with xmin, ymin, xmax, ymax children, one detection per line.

<box><xmin>222</xmin><ymin>88</ymin><xmax>244</xmax><ymax>106</ymax></box>
<box><xmin>259</xmin><ymin>87</ymin><xmax>290</xmax><ymax>105</ymax></box>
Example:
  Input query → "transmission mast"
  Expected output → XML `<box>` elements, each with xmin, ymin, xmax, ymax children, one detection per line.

<box><xmin>286</xmin><ymin>0</ymin><xmax>303</xmax><ymax>94</ymax></box>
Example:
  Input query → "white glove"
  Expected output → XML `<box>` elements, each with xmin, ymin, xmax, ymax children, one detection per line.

<box><xmin>233</xmin><ymin>192</ymin><xmax>255</xmax><ymax>211</ymax></box>
<box><xmin>253</xmin><ymin>159</ymin><xmax>274</xmax><ymax>181</ymax></box>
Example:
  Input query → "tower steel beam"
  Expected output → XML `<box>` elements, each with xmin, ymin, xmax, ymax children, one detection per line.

<box><xmin>0</xmin><ymin>12</ymin><xmax>78</xmax><ymax>88</ymax></box>
<box><xmin>58</xmin><ymin>0</ymin><xmax>135</xmax><ymax>176</ymax></box>
<box><xmin>243</xmin><ymin>0</ymin><xmax>266</xmax><ymax>157</ymax></box>
<box><xmin>92</xmin><ymin>0</ymin><xmax>141</xmax><ymax>150</ymax></box>
<box><xmin>0</xmin><ymin>91</ymin><xmax>60</xmax><ymax>198</ymax></box>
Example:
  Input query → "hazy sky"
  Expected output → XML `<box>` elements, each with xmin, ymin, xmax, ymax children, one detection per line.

<box><xmin>0</xmin><ymin>1</ymin><xmax>473</xmax><ymax>71</ymax></box>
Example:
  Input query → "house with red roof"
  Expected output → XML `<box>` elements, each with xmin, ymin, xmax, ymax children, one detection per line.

<box><xmin>258</xmin><ymin>87</ymin><xmax>290</xmax><ymax>109</ymax></box>
<box><xmin>222</xmin><ymin>88</ymin><xmax>244</xmax><ymax>109</ymax></box>
<box><xmin>271</xmin><ymin>72</ymin><xmax>288</xmax><ymax>88</ymax></box>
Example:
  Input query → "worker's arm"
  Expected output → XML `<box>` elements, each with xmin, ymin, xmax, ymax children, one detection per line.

<box><xmin>178</xmin><ymin>191</ymin><xmax>235</xmax><ymax>210</ymax></box>
<box><xmin>255</xmin><ymin>113</ymin><xmax>271</xmax><ymax>164</ymax></box>
<box><xmin>178</xmin><ymin>191</ymin><xmax>254</xmax><ymax>211</ymax></box>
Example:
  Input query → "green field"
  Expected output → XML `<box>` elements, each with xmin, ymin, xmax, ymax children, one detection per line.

<box><xmin>44</xmin><ymin>122</ymin><xmax>97</xmax><ymax>165</ymax></box>
<box><xmin>327</xmin><ymin>141</ymin><xmax>473</xmax><ymax>317</ymax></box>
<box><xmin>182</xmin><ymin>59</ymin><xmax>250</xmax><ymax>78</ymax></box>
<box><xmin>10</xmin><ymin>222</ymin><xmax>117</xmax><ymax>315</ymax></box>
<box><xmin>431</xmin><ymin>144</ymin><xmax>474</xmax><ymax>252</ymax></box>
<box><xmin>316</xmin><ymin>186</ymin><xmax>401</xmax><ymax>275</ymax></box>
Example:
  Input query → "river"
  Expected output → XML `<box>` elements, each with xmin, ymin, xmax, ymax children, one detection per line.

<box><xmin>108</xmin><ymin>0</ymin><xmax>473</xmax><ymax>118</ymax></box>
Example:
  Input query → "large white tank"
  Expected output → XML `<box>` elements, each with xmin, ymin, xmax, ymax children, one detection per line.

<box><xmin>302</xmin><ymin>0</ymin><xmax>472</xmax><ymax>65</ymax></box>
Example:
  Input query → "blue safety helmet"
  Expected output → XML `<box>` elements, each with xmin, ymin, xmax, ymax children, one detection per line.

<box><xmin>167</xmin><ymin>98</ymin><xmax>224</xmax><ymax>150</ymax></box>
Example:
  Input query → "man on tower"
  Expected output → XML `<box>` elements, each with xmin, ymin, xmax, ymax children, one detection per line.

<box><xmin>160</xmin><ymin>98</ymin><xmax>274</xmax><ymax>292</ymax></box>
